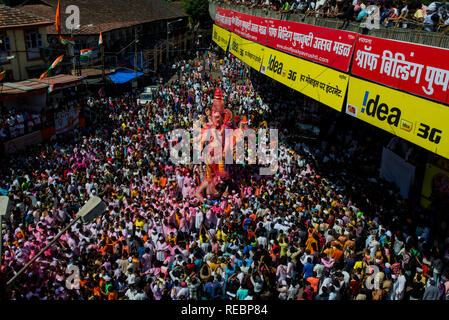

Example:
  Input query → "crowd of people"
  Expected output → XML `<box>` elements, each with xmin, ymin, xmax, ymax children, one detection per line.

<box><xmin>0</xmin><ymin>110</ymin><xmax>42</xmax><ymax>142</ymax></box>
<box><xmin>1</xmin><ymin>43</ymin><xmax>449</xmax><ymax>301</ymax></box>
<box><xmin>217</xmin><ymin>0</ymin><xmax>449</xmax><ymax>31</ymax></box>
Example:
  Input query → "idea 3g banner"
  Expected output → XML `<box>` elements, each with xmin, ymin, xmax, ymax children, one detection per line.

<box><xmin>346</xmin><ymin>77</ymin><xmax>449</xmax><ymax>159</ymax></box>
<box><xmin>229</xmin><ymin>33</ymin><xmax>266</xmax><ymax>72</ymax></box>
<box><xmin>260</xmin><ymin>47</ymin><xmax>349</xmax><ymax>112</ymax></box>
<box><xmin>213</xmin><ymin>24</ymin><xmax>231</xmax><ymax>52</ymax></box>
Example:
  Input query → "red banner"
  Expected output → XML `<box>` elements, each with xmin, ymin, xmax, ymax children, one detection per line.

<box><xmin>214</xmin><ymin>8</ymin><xmax>356</xmax><ymax>72</ymax></box>
<box><xmin>215</xmin><ymin>7</ymin><xmax>234</xmax><ymax>31</ymax></box>
<box><xmin>231</xmin><ymin>11</ymin><xmax>269</xmax><ymax>44</ymax></box>
<box><xmin>265</xmin><ymin>19</ymin><xmax>357</xmax><ymax>72</ymax></box>
<box><xmin>351</xmin><ymin>35</ymin><xmax>449</xmax><ymax>105</ymax></box>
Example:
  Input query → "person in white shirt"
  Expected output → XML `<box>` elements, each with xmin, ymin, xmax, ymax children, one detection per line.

<box><xmin>391</xmin><ymin>269</ymin><xmax>406</xmax><ymax>300</ymax></box>
<box><xmin>124</xmin><ymin>284</ymin><xmax>137</xmax><ymax>300</ymax></box>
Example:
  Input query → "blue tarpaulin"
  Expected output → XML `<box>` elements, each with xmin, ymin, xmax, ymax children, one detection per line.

<box><xmin>107</xmin><ymin>69</ymin><xmax>143</xmax><ymax>84</ymax></box>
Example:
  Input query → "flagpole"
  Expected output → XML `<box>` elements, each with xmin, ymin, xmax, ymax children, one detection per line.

<box><xmin>71</xmin><ymin>28</ymin><xmax>76</xmax><ymax>76</ymax></box>
<box><xmin>101</xmin><ymin>39</ymin><xmax>105</xmax><ymax>85</ymax></box>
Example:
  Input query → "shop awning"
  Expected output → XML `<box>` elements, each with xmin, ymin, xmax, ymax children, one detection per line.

<box><xmin>29</xmin><ymin>74</ymin><xmax>84</xmax><ymax>91</ymax></box>
<box><xmin>107</xmin><ymin>69</ymin><xmax>143</xmax><ymax>84</ymax></box>
<box><xmin>0</xmin><ymin>74</ymin><xmax>84</xmax><ymax>101</ymax></box>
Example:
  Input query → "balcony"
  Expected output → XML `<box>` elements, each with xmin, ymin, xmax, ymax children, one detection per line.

<box><xmin>209</xmin><ymin>0</ymin><xmax>449</xmax><ymax>49</ymax></box>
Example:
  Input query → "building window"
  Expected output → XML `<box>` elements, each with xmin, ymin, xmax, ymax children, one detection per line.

<box><xmin>24</xmin><ymin>29</ymin><xmax>43</xmax><ymax>60</ymax></box>
<box><xmin>0</xmin><ymin>33</ymin><xmax>11</xmax><ymax>64</ymax></box>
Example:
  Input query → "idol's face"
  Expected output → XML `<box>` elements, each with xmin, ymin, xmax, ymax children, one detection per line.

<box><xmin>212</xmin><ymin>111</ymin><xmax>223</xmax><ymax>128</ymax></box>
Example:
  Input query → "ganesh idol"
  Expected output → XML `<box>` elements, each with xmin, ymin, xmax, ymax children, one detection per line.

<box><xmin>194</xmin><ymin>88</ymin><xmax>236</xmax><ymax>202</ymax></box>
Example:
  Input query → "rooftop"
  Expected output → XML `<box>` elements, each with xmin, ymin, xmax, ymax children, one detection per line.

<box><xmin>20</xmin><ymin>0</ymin><xmax>188</xmax><ymax>35</ymax></box>
<box><xmin>0</xmin><ymin>4</ymin><xmax>52</xmax><ymax>29</ymax></box>
<box><xmin>1</xmin><ymin>74</ymin><xmax>83</xmax><ymax>101</ymax></box>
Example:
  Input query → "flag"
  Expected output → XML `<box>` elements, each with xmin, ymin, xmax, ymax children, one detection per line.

<box><xmin>48</xmin><ymin>54</ymin><xmax>64</xmax><ymax>70</ymax></box>
<box><xmin>80</xmin><ymin>48</ymin><xmax>93</xmax><ymax>61</ymax></box>
<box><xmin>39</xmin><ymin>70</ymin><xmax>48</xmax><ymax>80</ymax></box>
<box><xmin>98</xmin><ymin>32</ymin><xmax>103</xmax><ymax>46</ymax></box>
<box><xmin>60</xmin><ymin>35</ymin><xmax>75</xmax><ymax>45</ymax></box>
<box><xmin>48</xmin><ymin>82</ymin><xmax>55</xmax><ymax>93</ymax></box>
<box><xmin>55</xmin><ymin>0</ymin><xmax>61</xmax><ymax>35</ymax></box>
<box><xmin>0</xmin><ymin>70</ymin><xmax>5</xmax><ymax>82</ymax></box>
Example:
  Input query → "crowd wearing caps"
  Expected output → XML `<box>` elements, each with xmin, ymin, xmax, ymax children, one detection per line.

<box><xmin>1</xmin><ymin>44</ymin><xmax>449</xmax><ymax>300</ymax></box>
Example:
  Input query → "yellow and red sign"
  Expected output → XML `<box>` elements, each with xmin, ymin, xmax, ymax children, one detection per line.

<box><xmin>212</xmin><ymin>24</ymin><xmax>231</xmax><ymax>52</ymax></box>
<box><xmin>229</xmin><ymin>33</ymin><xmax>265</xmax><ymax>72</ymax></box>
<box><xmin>346</xmin><ymin>77</ymin><xmax>449</xmax><ymax>159</ymax></box>
<box><xmin>260</xmin><ymin>46</ymin><xmax>348</xmax><ymax>111</ymax></box>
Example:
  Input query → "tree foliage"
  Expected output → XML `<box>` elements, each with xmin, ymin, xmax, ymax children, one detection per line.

<box><xmin>183</xmin><ymin>0</ymin><xmax>211</xmax><ymax>26</ymax></box>
<box><xmin>0</xmin><ymin>0</ymin><xmax>25</xmax><ymax>6</ymax></box>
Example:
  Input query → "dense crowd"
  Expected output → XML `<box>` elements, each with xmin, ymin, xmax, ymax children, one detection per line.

<box><xmin>1</xmin><ymin>43</ymin><xmax>449</xmax><ymax>300</ymax></box>
<box><xmin>217</xmin><ymin>0</ymin><xmax>449</xmax><ymax>31</ymax></box>
<box><xmin>0</xmin><ymin>110</ymin><xmax>41</xmax><ymax>142</ymax></box>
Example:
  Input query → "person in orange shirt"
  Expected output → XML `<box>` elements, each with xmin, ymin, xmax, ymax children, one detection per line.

<box><xmin>332</xmin><ymin>244</ymin><xmax>344</xmax><ymax>263</ymax></box>
<box><xmin>306</xmin><ymin>271</ymin><xmax>320</xmax><ymax>294</ymax></box>
<box><xmin>106</xmin><ymin>236</ymin><xmax>119</xmax><ymax>255</ymax></box>
<box><xmin>99</xmin><ymin>240</ymin><xmax>109</xmax><ymax>256</ymax></box>
<box><xmin>305</xmin><ymin>236</ymin><xmax>318</xmax><ymax>254</ymax></box>
<box><xmin>224</xmin><ymin>203</ymin><xmax>231</xmax><ymax>215</ymax></box>
<box><xmin>107</xmin><ymin>289</ymin><xmax>118</xmax><ymax>300</ymax></box>
<box><xmin>159</xmin><ymin>176</ymin><xmax>167</xmax><ymax>188</ymax></box>
<box><xmin>93</xmin><ymin>286</ymin><xmax>102</xmax><ymax>299</ymax></box>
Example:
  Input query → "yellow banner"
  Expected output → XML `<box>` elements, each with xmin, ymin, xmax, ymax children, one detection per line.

<box><xmin>347</xmin><ymin>77</ymin><xmax>449</xmax><ymax>159</ymax></box>
<box><xmin>420</xmin><ymin>163</ymin><xmax>449</xmax><ymax>208</ymax></box>
<box><xmin>212</xmin><ymin>24</ymin><xmax>231</xmax><ymax>52</ymax></box>
<box><xmin>260</xmin><ymin>47</ymin><xmax>348</xmax><ymax>112</ymax></box>
<box><xmin>229</xmin><ymin>33</ymin><xmax>265</xmax><ymax>72</ymax></box>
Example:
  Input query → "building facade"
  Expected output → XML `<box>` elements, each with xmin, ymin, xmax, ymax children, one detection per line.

<box><xmin>0</xmin><ymin>5</ymin><xmax>53</xmax><ymax>81</ymax></box>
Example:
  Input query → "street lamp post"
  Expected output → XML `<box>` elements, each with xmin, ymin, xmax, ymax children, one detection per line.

<box><xmin>6</xmin><ymin>197</ymin><xmax>105</xmax><ymax>288</ymax></box>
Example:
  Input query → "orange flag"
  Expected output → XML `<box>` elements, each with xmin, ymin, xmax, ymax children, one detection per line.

<box><xmin>55</xmin><ymin>0</ymin><xmax>61</xmax><ymax>34</ymax></box>
<box><xmin>39</xmin><ymin>70</ymin><xmax>48</xmax><ymax>80</ymax></box>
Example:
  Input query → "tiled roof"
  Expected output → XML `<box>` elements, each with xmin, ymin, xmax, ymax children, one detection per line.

<box><xmin>0</xmin><ymin>4</ymin><xmax>52</xmax><ymax>29</ymax></box>
<box><xmin>20</xmin><ymin>0</ymin><xmax>187</xmax><ymax>35</ymax></box>
<box><xmin>1</xmin><ymin>74</ymin><xmax>83</xmax><ymax>99</ymax></box>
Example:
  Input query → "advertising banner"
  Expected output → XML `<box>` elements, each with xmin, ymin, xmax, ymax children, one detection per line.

<box><xmin>55</xmin><ymin>107</ymin><xmax>79</xmax><ymax>134</ymax></box>
<box><xmin>215</xmin><ymin>8</ymin><xmax>356</xmax><ymax>72</ymax></box>
<box><xmin>231</xmin><ymin>11</ymin><xmax>269</xmax><ymax>44</ymax></box>
<box><xmin>264</xmin><ymin>18</ymin><xmax>357</xmax><ymax>72</ymax></box>
<box><xmin>212</xmin><ymin>24</ymin><xmax>231</xmax><ymax>52</ymax></box>
<box><xmin>420</xmin><ymin>162</ymin><xmax>449</xmax><ymax>208</ymax></box>
<box><xmin>346</xmin><ymin>77</ymin><xmax>449</xmax><ymax>159</ymax></box>
<box><xmin>351</xmin><ymin>35</ymin><xmax>449</xmax><ymax>104</ymax></box>
<box><xmin>215</xmin><ymin>7</ymin><xmax>234</xmax><ymax>31</ymax></box>
<box><xmin>260</xmin><ymin>46</ymin><xmax>349</xmax><ymax>111</ymax></box>
<box><xmin>229</xmin><ymin>33</ymin><xmax>266</xmax><ymax>72</ymax></box>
